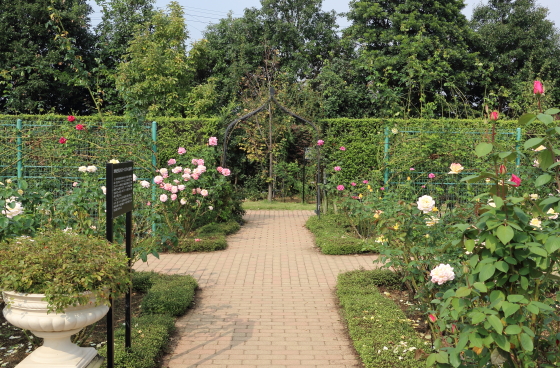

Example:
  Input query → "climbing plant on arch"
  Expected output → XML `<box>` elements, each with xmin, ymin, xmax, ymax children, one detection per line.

<box><xmin>221</xmin><ymin>88</ymin><xmax>322</xmax><ymax>216</ymax></box>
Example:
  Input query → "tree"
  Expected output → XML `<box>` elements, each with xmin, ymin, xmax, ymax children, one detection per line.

<box><xmin>115</xmin><ymin>1</ymin><xmax>191</xmax><ymax>117</ymax></box>
<box><xmin>470</xmin><ymin>0</ymin><xmax>560</xmax><ymax>115</ymax></box>
<box><xmin>344</xmin><ymin>0</ymin><xmax>478</xmax><ymax>118</ymax></box>
<box><xmin>0</xmin><ymin>0</ymin><xmax>96</xmax><ymax>114</ymax></box>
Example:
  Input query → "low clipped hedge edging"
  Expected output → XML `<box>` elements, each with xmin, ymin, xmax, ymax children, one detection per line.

<box><xmin>305</xmin><ymin>214</ymin><xmax>373</xmax><ymax>255</ymax></box>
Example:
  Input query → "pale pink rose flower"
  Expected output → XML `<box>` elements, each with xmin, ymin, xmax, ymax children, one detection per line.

<box><xmin>171</xmin><ymin>186</ymin><xmax>178</xmax><ymax>194</ymax></box>
<box><xmin>168</xmin><ymin>158</ymin><xmax>176</xmax><ymax>165</ymax></box>
<box><xmin>178</xmin><ymin>185</ymin><xmax>185</xmax><ymax>191</ymax></box>
<box><xmin>159</xmin><ymin>168</ymin><xmax>168</xmax><ymax>176</ymax></box>
<box><xmin>178</xmin><ymin>147</ymin><xmax>186</xmax><ymax>155</ymax></box>
<box><xmin>146</xmin><ymin>201</ymin><xmax>151</xmax><ymax>206</ymax></box>
<box><xmin>222</xmin><ymin>168</ymin><xmax>231</xmax><ymax>176</ymax></box>
<box><xmin>197</xmin><ymin>165</ymin><xmax>206</xmax><ymax>173</ymax></box>
<box><xmin>171</xmin><ymin>194</ymin><xmax>178</xmax><ymax>201</ymax></box>
<box><xmin>101</xmin><ymin>186</ymin><xmax>106</xmax><ymax>195</ymax></box>
<box><xmin>73</xmin><ymin>182</ymin><xmax>78</xmax><ymax>187</ymax></box>
<box><xmin>337</xmin><ymin>185</ymin><xmax>344</xmax><ymax>191</ymax></box>
<box><xmin>193</xmin><ymin>168</ymin><xmax>202</xmax><ymax>175</ymax></box>
<box><xmin>192</xmin><ymin>173</ymin><xmax>200</xmax><ymax>180</ymax></box>
<box><xmin>183</xmin><ymin>168</ymin><xmax>192</xmax><ymax>174</ymax></box>
<box><xmin>195</xmin><ymin>238</ymin><xmax>201</xmax><ymax>242</ymax></box>
<box><xmin>317</xmin><ymin>139</ymin><xmax>324</xmax><ymax>146</ymax></box>
<box><xmin>182</xmin><ymin>173</ymin><xmax>191</xmax><ymax>181</ymax></box>
<box><xmin>191</xmin><ymin>159</ymin><xmax>198</xmax><ymax>165</ymax></box>
<box><xmin>208</xmin><ymin>137</ymin><xmax>218</xmax><ymax>146</ymax></box>
<box><xmin>200</xmin><ymin>189</ymin><xmax>209</xmax><ymax>197</ymax></box>
<box><xmin>217</xmin><ymin>166</ymin><xmax>223</xmax><ymax>173</ymax></box>
<box><xmin>192</xmin><ymin>189</ymin><xmax>197</xmax><ymax>194</ymax></box>
<box><xmin>430</xmin><ymin>264</ymin><xmax>455</xmax><ymax>285</ymax></box>
<box><xmin>154</xmin><ymin>176</ymin><xmax>164</xmax><ymax>184</ymax></box>
<box><xmin>180</xmin><ymin>198</ymin><xmax>187</xmax><ymax>205</ymax></box>
<box><xmin>173</xmin><ymin>179</ymin><xmax>179</xmax><ymax>184</ymax></box>
<box><xmin>428</xmin><ymin>173</ymin><xmax>436</xmax><ymax>179</ymax></box>
<box><xmin>159</xmin><ymin>194</ymin><xmax>168</xmax><ymax>202</ymax></box>
<box><xmin>448</xmin><ymin>163</ymin><xmax>464</xmax><ymax>174</ymax></box>
<box><xmin>197</xmin><ymin>159</ymin><xmax>205</xmax><ymax>166</ymax></box>
<box><xmin>334</xmin><ymin>166</ymin><xmax>341</xmax><ymax>171</ymax></box>
<box><xmin>351</xmin><ymin>182</ymin><xmax>356</xmax><ymax>186</ymax></box>
<box><xmin>140</xmin><ymin>180</ymin><xmax>150</xmax><ymax>188</ymax></box>
<box><xmin>196</xmin><ymin>188</ymin><xmax>202</xmax><ymax>194</ymax></box>
<box><xmin>163</xmin><ymin>183</ymin><xmax>173</xmax><ymax>191</ymax></box>
<box><xmin>172</xmin><ymin>166</ymin><xmax>183</xmax><ymax>174</ymax></box>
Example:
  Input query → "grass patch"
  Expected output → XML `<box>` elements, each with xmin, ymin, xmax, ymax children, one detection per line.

<box><xmin>98</xmin><ymin>271</ymin><xmax>198</xmax><ymax>368</ymax></box>
<box><xmin>168</xmin><ymin>220</ymin><xmax>240</xmax><ymax>252</ymax></box>
<box><xmin>337</xmin><ymin>269</ymin><xmax>426</xmax><ymax>368</ymax></box>
<box><xmin>305</xmin><ymin>213</ymin><xmax>375</xmax><ymax>254</ymax></box>
<box><xmin>242</xmin><ymin>200</ymin><xmax>316</xmax><ymax>211</ymax></box>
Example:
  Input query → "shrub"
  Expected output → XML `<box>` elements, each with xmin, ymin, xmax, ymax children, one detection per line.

<box><xmin>140</xmin><ymin>274</ymin><xmax>198</xmax><ymax>317</ymax></box>
<box><xmin>196</xmin><ymin>220</ymin><xmax>241</xmax><ymax>236</ymax></box>
<box><xmin>337</xmin><ymin>270</ymin><xmax>426</xmax><ymax>368</ymax></box>
<box><xmin>131</xmin><ymin>271</ymin><xmax>159</xmax><ymax>293</ymax></box>
<box><xmin>306</xmin><ymin>213</ymin><xmax>373</xmax><ymax>254</ymax></box>
<box><xmin>169</xmin><ymin>235</ymin><xmax>227</xmax><ymax>252</ymax></box>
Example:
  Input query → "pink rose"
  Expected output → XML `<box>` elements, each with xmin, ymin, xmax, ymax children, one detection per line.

<box><xmin>340</xmin><ymin>146</ymin><xmax>346</xmax><ymax>151</ymax></box>
<box><xmin>168</xmin><ymin>158</ymin><xmax>176</xmax><ymax>165</ymax></box>
<box><xmin>196</xmin><ymin>188</ymin><xmax>202</xmax><ymax>194</ymax></box>
<box><xmin>172</xmin><ymin>166</ymin><xmax>182</xmax><ymax>174</ymax></box>
<box><xmin>208</xmin><ymin>137</ymin><xmax>218</xmax><ymax>146</ymax></box>
<box><xmin>171</xmin><ymin>186</ymin><xmax>178</xmax><ymax>194</ymax></box>
<box><xmin>59</xmin><ymin>137</ymin><xmax>67</xmax><ymax>144</ymax></box>
<box><xmin>510</xmin><ymin>174</ymin><xmax>521</xmax><ymax>187</ymax></box>
<box><xmin>191</xmin><ymin>159</ymin><xmax>198</xmax><ymax>165</ymax></box>
<box><xmin>351</xmin><ymin>182</ymin><xmax>356</xmax><ymax>186</ymax></box>
<box><xmin>410</xmin><ymin>167</ymin><xmax>415</xmax><ymax>171</ymax></box>
<box><xmin>171</xmin><ymin>194</ymin><xmax>177</xmax><ymax>201</ymax></box>
<box><xmin>159</xmin><ymin>194</ymin><xmax>168</xmax><ymax>202</ymax></box>
<box><xmin>337</xmin><ymin>185</ymin><xmax>344</xmax><ymax>191</ymax></box>
<box><xmin>67</xmin><ymin>115</ymin><xmax>76</xmax><ymax>122</ymax></box>
<box><xmin>182</xmin><ymin>173</ymin><xmax>191</xmax><ymax>181</ymax></box>
<box><xmin>489</xmin><ymin>111</ymin><xmax>499</xmax><ymax>121</ymax></box>
<box><xmin>195</xmin><ymin>238</ymin><xmax>201</xmax><ymax>242</ymax></box>
<box><xmin>178</xmin><ymin>147</ymin><xmax>186</xmax><ymax>155</ymax></box>
<box><xmin>363</xmin><ymin>180</ymin><xmax>368</xmax><ymax>184</ymax></box>
<box><xmin>154</xmin><ymin>176</ymin><xmax>164</xmax><ymax>184</ymax></box>
<box><xmin>192</xmin><ymin>173</ymin><xmax>199</xmax><ymax>180</ymax></box>
<box><xmin>534</xmin><ymin>80</ymin><xmax>544</xmax><ymax>95</ymax></box>
<box><xmin>334</xmin><ymin>166</ymin><xmax>341</xmax><ymax>171</ymax></box>
<box><xmin>380</xmin><ymin>187</ymin><xmax>385</xmax><ymax>191</ymax></box>
<box><xmin>75</xmin><ymin>124</ymin><xmax>85</xmax><ymax>130</ymax></box>
<box><xmin>73</xmin><ymin>182</ymin><xmax>78</xmax><ymax>187</ymax></box>
<box><xmin>317</xmin><ymin>139</ymin><xmax>324</xmax><ymax>146</ymax></box>
<box><xmin>428</xmin><ymin>314</ymin><xmax>437</xmax><ymax>323</ymax></box>
<box><xmin>178</xmin><ymin>185</ymin><xmax>185</xmax><ymax>191</ymax></box>
<box><xmin>163</xmin><ymin>183</ymin><xmax>173</xmax><ymax>191</ymax></box>
<box><xmin>222</xmin><ymin>168</ymin><xmax>231</xmax><ymax>176</ymax></box>
<box><xmin>200</xmin><ymin>189</ymin><xmax>208</xmax><ymax>197</ymax></box>
<box><xmin>428</xmin><ymin>173</ymin><xmax>435</xmax><ymax>179</ymax></box>
<box><xmin>197</xmin><ymin>159</ymin><xmax>204</xmax><ymax>166</ymax></box>
<box><xmin>217</xmin><ymin>166</ymin><xmax>223</xmax><ymax>173</ymax></box>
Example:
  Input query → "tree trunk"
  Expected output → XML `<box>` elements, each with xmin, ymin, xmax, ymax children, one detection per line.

<box><xmin>267</xmin><ymin>102</ymin><xmax>273</xmax><ymax>202</ymax></box>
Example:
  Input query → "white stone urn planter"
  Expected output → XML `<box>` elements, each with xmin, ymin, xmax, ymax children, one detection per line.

<box><xmin>2</xmin><ymin>291</ymin><xmax>108</xmax><ymax>368</ymax></box>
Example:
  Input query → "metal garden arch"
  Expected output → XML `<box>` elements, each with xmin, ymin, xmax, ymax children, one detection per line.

<box><xmin>221</xmin><ymin>88</ymin><xmax>322</xmax><ymax>216</ymax></box>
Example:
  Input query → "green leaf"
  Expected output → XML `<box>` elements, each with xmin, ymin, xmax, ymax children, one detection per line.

<box><xmin>545</xmin><ymin>236</ymin><xmax>560</xmax><ymax>253</ymax></box>
<box><xmin>523</xmin><ymin>137</ymin><xmax>544</xmax><ymax>149</ymax></box>
<box><xmin>435</xmin><ymin>351</ymin><xmax>449</xmax><ymax>364</ymax></box>
<box><xmin>520</xmin><ymin>276</ymin><xmax>529</xmax><ymax>290</ymax></box>
<box><xmin>540</xmin><ymin>197</ymin><xmax>560</xmax><ymax>206</ymax></box>
<box><xmin>496</xmin><ymin>225</ymin><xmax>514</xmax><ymax>244</ymax></box>
<box><xmin>534</xmin><ymin>173</ymin><xmax>552</xmax><ymax>187</ymax></box>
<box><xmin>540</xmin><ymin>149</ymin><xmax>554</xmax><ymax>169</ymax></box>
<box><xmin>491</xmin><ymin>332</ymin><xmax>509</xmax><ymax>351</ymax></box>
<box><xmin>513</xmin><ymin>207</ymin><xmax>529</xmax><ymax>223</ymax></box>
<box><xmin>531</xmin><ymin>301</ymin><xmax>554</xmax><ymax>312</ymax></box>
<box><xmin>465</xmin><ymin>239</ymin><xmax>475</xmax><ymax>252</ymax></box>
<box><xmin>498</xmin><ymin>151</ymin><xmax>514</xmax><ymax>159</ymax></box>
<box><xmin>507</xmin><ymin>294</ymin><xmax>526</xmax><ymax>303</ymax></box>
<box><xmin>526</xmin><ymin>303</ymin><xmax>539</xmax><ymax>314</ymax></box>
<box><xmin>537</xmin><ymin>113</ymin><xmax>553</xmax><ymax>125</ymax></box>
<box><xmin>502</xmin><ymin>301</ymin><xmax>520</xmax><ymax>318</ymax></box>
<box><xmin>544</xmin><ymin>108</ymin><xmax>560</xmax><ymax>115</ymax></box>
<box><xmin>449</xmin><ymin>349</ymin><xmax>461</xmax><ymax>368</ymax></box>
<box><xmin>456</xmin><ymin>286</ymin><xmax>472</xmax><ymax>297</ymax></box>
<box><xmin>475</xmin><ymin>142</ymin><xmax>493</xmax><ymax>157</ymax></box>
<box><xmin>426</xmin><ymin>353</ymin><xmax>437</xmax><ymax>366</ymax></box>
<box><xmin>505</xmin><ymin>325</ymin><xmax>522</xmax><ymax>335</ymax></box>
<box><xmin>492</xmin><ymin>195</ymin><xmax>504</xmax><ymax>208</ymax></box>
<box><xmin>471</xmin><ymin>312</ymin><xmax>486</xmax><ymax>324</ymax></box>
<box><xmin>519</xmin><ymin>113</ymin><xmax>537</xmax><ymax>126</ymax></box>
<box><xmin>520</xmin><ymin>333</ymin><xmax>534</xmax><ymax>352</ymax></box>
<box><xmin>529</xmin><ymin>246</ymin><xmax>547</xmax><ymax>257</ymax></box>
<box><xmin>479</xmin><ymin>264</ymin><xmax>496</xmax><ymax>282</ymax></box>
<box><xmin>461</xmin><ymin>174</ymin><xmax>484</xmax><ymax>183</ymax></box>
<box><xmin>490</xmin><ymin>347</ymin><xmax>509</xmax><ymax>364</ymax></box>
<box><xmin>487</xmin><ymin>315</ymin><xmax>503</xmax><ymax>334</ymax></box>
<box><xmin>473</xmin><ymin>282</ymin><xmax>487</xmax><ymax>292</ymax></box>
<box><xmin>495</xmin><ymin>261</ymin><xmax>509</xmax><ymax>273</ymax></box>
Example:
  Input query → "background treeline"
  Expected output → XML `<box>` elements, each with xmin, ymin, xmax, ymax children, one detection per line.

<box><xmin>1</xmin><ymin>0</ymin><xmax>559</xmax><ymax>120</ymax></box>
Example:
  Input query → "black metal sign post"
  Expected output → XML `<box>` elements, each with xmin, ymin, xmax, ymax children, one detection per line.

<box><xmin>105</xmin><ymin>161</ymin><xmax>134</xmax><ymax>368</ymax></box>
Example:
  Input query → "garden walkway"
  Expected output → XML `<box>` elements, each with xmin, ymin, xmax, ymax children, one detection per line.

<box><xmin>134</xmin><ymin>210</ymin><xmax>381</xmax><ymax>368</ymax></box>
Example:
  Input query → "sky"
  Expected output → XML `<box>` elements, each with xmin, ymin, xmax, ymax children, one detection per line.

<box><xmin>87</xmin><ymin>0</ymin><xmax>560</xmax><ymax>46</ymax></box>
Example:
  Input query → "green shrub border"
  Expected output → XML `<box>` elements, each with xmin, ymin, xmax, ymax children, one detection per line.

<box><xmin>337</xmin><ymin>269</ymin><xmax>427</xmax><ymax>368</ymax></box>
<box><xmin>167</xmin><ymin>220</ymin><xmax>241</xmax><ymax>253</ymax></box>
<box><xmin>98</xmin><ymin>271</ymin><xmax>198</xmax><ymax>368</ymax></box>
<box><xmin>305</xmin><ymin>213</ymin><xmax>373</xmax><ymax>255</ymax></box>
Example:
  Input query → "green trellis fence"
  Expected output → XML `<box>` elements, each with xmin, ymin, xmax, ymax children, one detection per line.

<box><xmin>0</xmin><ymin>119</ymin><xmax>158</xmax><ymax>193</ymax></box>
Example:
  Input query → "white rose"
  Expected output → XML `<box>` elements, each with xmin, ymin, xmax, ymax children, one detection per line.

<box><xmin>78</xmin><ymin>166</ymin><xmax>87</xmax><ymax>172</ymax></box>
<box><xmin>86</xmin><ymin>165</ymin><xmax>97</xmax><ymax>173</ymax></box>
<box><xmin>417</xmin><ymin>195</ymin><xmax>435</xmax><ymax>213</ymax></box>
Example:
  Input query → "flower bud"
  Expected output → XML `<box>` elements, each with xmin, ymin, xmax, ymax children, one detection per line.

<box><xmin>534</xmin><ymin>80</ymin><xmax>544</xmax><ymax>95</ymax></box>
<box><xmin>489</xmin><ymin>111</ymin><xmax>499</xmax><ymax>121</ymax></box>
<box><xmin>498</xmin><ymin>164</ymin><xmax>507</xmax><ymax>175</ymax></box>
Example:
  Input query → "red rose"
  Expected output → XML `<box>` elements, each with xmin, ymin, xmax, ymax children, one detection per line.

<box><xmin>75</xmin><ymin>124</ymin><xmax>85</xmax><ymax>130</ymax></box>
<box><xmin>59</xmin><ymin>137</ymin><xmax>67</xmax><ymax>144</ymax></box>
<box><xmin>67</xmin><ymin>115</ymin><xmax>76</xmax><ymax>122</ymax></box>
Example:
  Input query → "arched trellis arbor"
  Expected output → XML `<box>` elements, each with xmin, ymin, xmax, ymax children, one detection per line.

<box><xmin>221</xmin><ymin>88</ymin><xmax>322</xmax><ymax>216</ymax></box>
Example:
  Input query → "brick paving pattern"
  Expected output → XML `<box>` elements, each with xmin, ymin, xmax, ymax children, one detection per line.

<box><xmin>134</xmin><ymin>210</ymin><xmax>381</xmax><ymax>368</ymax></box>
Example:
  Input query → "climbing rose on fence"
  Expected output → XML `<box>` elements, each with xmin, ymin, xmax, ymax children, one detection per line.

<box><xmin>208</xmin><ymin>137</ymin><xmax>218</xmax><ymax>146</ymax></box>
<box><xmin>428</xmin><ymin>173</ymin><xmax>435</xmax><ymax>179</ymax></box>
<box><xmin>334</xmin><ymin>166</ymin><xmax>341</xmax><ymax>171</ymax></box>
<box><xmin>430</xmin><ymin>264</ymin><xmax>455</xmax><ymax>285</ymax></box>
<box><xmin>178</xmin><ymin>147</ymin><xmax>186</xmax><ymax>155</ymax></box>
<box><xmin>59</xmin><ymin>137</ymin><xmax>67</xmax><ymax>144</ymax></box>
<box><xmin>417</xmin><ymin>195</ymin><xmax>435</xmax><ymax>213</ymax></box>
<box><xmin>337</xmin><ymin>185</ymin><xmax>344</xmax><ymax>191</ymax></box>
<box><xmin>317</xmin><ymin>140</ymin><xmax>324</xmax><ymax>146</ymax></box>
<box><xmin>221</xmin><ymin>168</ymin><xmax>231</xmax><ymax>176</ymax></box>
<box><xmin>448</xmin><ymin>163</ymin><xmax>464</xmax><ymax>174</ymax></box>
<box><xmin>67</xmin><ymin>115</ymin><xmax>75</xmax><ymax>122</ymax></box>
<box><xmin>75</xmin><ymin>124</ymin><xmax>85</xmax><ymax>130</ymax></box>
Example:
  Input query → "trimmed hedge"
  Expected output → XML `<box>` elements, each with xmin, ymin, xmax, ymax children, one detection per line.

<box><xmin>99</xmin><ymin>271</ymin><xmax>198</xmax><ymax>368</ymax></box>
<box><xmin>167</xmin><ymin>220</ymin><xmax>241</xmax><ymax>253</ymax></box>
<box><xmin>337</xmin><ymin>270</ymin><xmax>426</xmax><ymax>368</ymax></box>
<box><xmin>305</xmin><ymin>213</ymin><xmax>373</xmax><ymax>255</ymax></box>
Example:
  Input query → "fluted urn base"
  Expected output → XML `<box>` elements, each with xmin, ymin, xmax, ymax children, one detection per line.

<box><xmin>2</xmin><ymin>291</ymin><xmax>108</xmax><ymax>368</ymax></box>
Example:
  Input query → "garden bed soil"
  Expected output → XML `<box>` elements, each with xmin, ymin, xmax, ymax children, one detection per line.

<box><xmin>0</xmin><ymin>292</ymin><xmax>143</xmax><ymax>368</ymax></box>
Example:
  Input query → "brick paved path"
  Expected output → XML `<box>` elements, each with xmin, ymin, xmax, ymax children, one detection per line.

<box><xmin>134</xmin><ymin>210</ymin><xmax>380</xmax><ymax>368</ymax></box>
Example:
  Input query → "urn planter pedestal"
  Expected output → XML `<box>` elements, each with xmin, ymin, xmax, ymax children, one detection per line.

<box><xmin>2</xmin><ymin>291</ymin><xmax>108</xmax><ymax>368</ymax></box>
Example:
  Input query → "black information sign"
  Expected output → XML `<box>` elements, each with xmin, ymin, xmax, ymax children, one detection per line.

<box><xmin>108</xmin><ymin>162</ymin><xmax>134</xmax><ymax>218</ymax></box>
<box><xmin>105</xmin><ymin>161</ymin><xmax>134</xmax><ymax>368</ymax></box>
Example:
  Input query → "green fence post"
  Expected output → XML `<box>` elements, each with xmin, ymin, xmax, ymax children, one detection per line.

<box><xmin>151</xmin><ymin>121</ymin><xmax>157</xmax><ymax>235</ymax></box>
<box><xmin>384</xmin><ymin>126</ymin><xmax>390</xmax><ymax>185</ymax></box>
<box><xmin>16</xmin><ymin>119</ymin><xmax>23</xmax><ymax>181</ymax></box>
<box><xmin>515</xmin><ymin>127</ymin><xmax>522</xmax><ymax>172</ymax></box>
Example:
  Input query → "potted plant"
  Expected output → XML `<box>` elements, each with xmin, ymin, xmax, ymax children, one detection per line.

<box><xmin>0</xmin><ymin>230</ymin><xmax>130</xmax><ymax>368</ymax></box>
